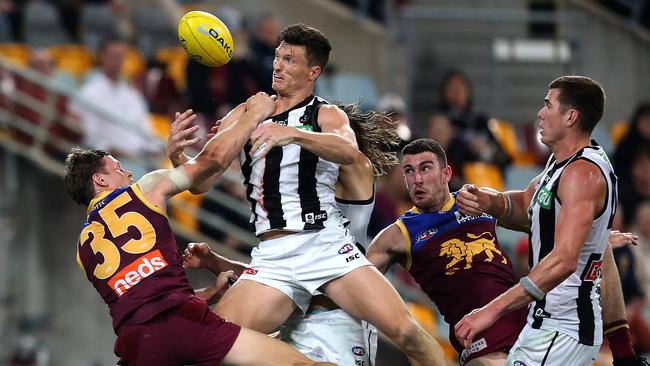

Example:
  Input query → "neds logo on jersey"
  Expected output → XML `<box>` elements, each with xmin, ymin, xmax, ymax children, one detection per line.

<box><xmin>108</xmin><ymin>250</ymin><xmax>168</xmax><ymax>297</ymax></box>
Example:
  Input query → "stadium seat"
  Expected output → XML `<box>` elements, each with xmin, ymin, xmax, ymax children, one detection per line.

<box><xmin>610</xmin><ymin>120</ymin><xmax>629</xmax><ymax>147</ymax></box>
<box><xmin>488</xmin><ymin>118</ymin><xmax>537</xmax><ymax>166</ymax></box>
<box><xmin>47</xmin><ymin>44</ymin><xmax>95</xmax><ymax>79</ymax></box>
<box><xmin>24</xmin><ymin>1</ymin><xmax>69</xmax><ymax>47</ymax></box>
<box><xmin>155</xmin><ymin>47</ymin><xmax>189</xmax><ymax>91</ymax></box>
<box><xmin>462</xmin><ymin>162</ymin><xmax>505</xmax><ymax>191</ymax></box>
<box><xmin>170</xmin><ymin>190</ymin><xmax>204</xmax><ymax>232</ymax></box>
<box><xmin>148</xmin><ymin>113</ymin><xmax>171</xmax><ymax>140</ymax></box>
<box><xmin>122</xmin><ymin>47</ymin><xmax>147</xmax><ymax>82</ymax></box>
<box><xmin>0</xmin><ymin>44</ymin><xmax>31</xmax><ymax>67</ymax></box>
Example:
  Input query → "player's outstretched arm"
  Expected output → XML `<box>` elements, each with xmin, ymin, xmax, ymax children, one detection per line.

<box><xmin>366</xmin><ymin>223</ymin><xmax>408</xmax><ymax>274</ymax></box>
<box><xmin>141</xmin><ymin>93</ymin><xmax>276</xmax><ymax>209</ymax></box>
<box><xmin>166</xmin><ymin>104</ymin><xmax>247</xmax><ymax>194</ymax></box>
<box><xmin>456</xmin><ymin>174</ymin><xmax>540</xmax><ymax>233</ymax></box>
<box><xmin>183</xmin><ymin>242</ymin><xmax>248</xmax><ymax>276</ymax></box>
<box><xmin>249</xmin><ymin>104</ymin><xmax>361</xmax><ymax>165</ymax></box>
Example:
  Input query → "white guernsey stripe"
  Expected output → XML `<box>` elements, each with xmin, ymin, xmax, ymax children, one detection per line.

<box><xmin>241</xmin><ymin>95</ymin><xmax>342</xmax><ymax>235</ymax></box>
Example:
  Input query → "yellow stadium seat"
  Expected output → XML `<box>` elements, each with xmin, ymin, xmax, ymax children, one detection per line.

<box><xmin>462</xmin><ymin>162</ymin><xmax>505</xmax><ymax>191</ymax></box>
<box><xmin>488</xmin><ymin>118</ymin><xmax>518</xmax><ymax>158</ymax></box>
<box><xmin>149</xmin><ymin>113</ymin><xmax>171</xmax><ymax>140</ymax></box>
<box><xmin>0</xmin><ymin>43</ymin><xmax>31</xmax><ymax>67</ymax></box>
<box><xmin>155</xmin><ymin>47</ymin><xmax>189</xmax><ymax>91</ymax></box>
<box><xmin>122</xmin><ymin>47</ymin><xmax>146</xmax><ymax>81</ymax></box>
<box><xmin>488</xmin><ymin>118</ymin><xmax>537</xmax><ymax>166</ymax></box>
<box><xmin>48</xmin><ymin>44</ymin><xmax>95</xmax><ymax>78</ymax></box>
<box><xmin>610</xmin><ymin>120</ymin><xmax>629</xmax><ymax>147</ymax></box>
<box><xmin>170</xmin><ymin>190</ymin><xmax>203</xmax><ymax>232</ymax></box>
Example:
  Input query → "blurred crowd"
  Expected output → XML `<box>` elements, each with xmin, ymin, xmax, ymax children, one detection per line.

<box><xmin>1</xmin><ymin>0</ymin><xmax>650</xmax><ymax>363</ymax></box>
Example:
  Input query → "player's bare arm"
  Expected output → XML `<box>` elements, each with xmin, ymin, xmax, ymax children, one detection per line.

<box><xmin>184</xmin><ymin>242</ymin><xmax>248</xmax><ymax>276</ymax></box>
<box><xmin>143</xmin><ymin>93</ymin><xmax>276</xmax><ymax>209</ymax></box>
<box><xmin>366</xmin><ymin>224</ymin><xmax>407</xmax><ymax>273</ymax></box>
<box><xmin>366</xmin><ymin>223</ymin><xmax>408</xmax><ymax>274</ymax></box>
<box><xmin>457</xmin><ymin>174</ymin><xmax>541</xmax><ymax>233</ymax></box>
<box><xmin>249</xmin><ymin>104</ymin><xmax>361</xmax><ymax>164</ymax></box>
<box><xmin>166</xmin><ymin>104</ymin><xmax>247</xmax><ymax>194</ymax></box>
<box><xmin>455</xmin><ymin>160</ymin><xmax>606</xmax><ymax>348</ymax></box>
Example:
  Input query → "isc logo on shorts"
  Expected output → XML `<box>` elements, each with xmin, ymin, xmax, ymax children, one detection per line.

<box><xmin>243</xmin><ymin>267</ymin><xmax>258</xmax><ymax>275</ymax></box>
<box><xmin>108</xmin><ymin>250</ymin><xmax>168</xmax><ymax>297</ymax></box>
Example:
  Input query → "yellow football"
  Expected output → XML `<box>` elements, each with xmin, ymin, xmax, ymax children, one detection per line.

<box><xmin>178</xmin><ymin>11</ymin><xmax>234</xmax><ymax>67</ymax></box>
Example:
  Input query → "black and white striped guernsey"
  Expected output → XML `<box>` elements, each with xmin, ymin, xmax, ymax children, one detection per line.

<box><xmin>241</xmin><ymin>94</ymin><xmax>344</xmax><ymax>235</ymax></box>
<box><xmin>527</xmin><ymin>141</ymin><xmax>617</xmax><ymax>346</ymax></box>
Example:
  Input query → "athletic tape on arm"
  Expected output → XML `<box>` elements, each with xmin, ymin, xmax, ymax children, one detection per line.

<box><xmin>137</xmin><ymin>167</ymin><xmax>191</xmax><ymax>194</ymax></box>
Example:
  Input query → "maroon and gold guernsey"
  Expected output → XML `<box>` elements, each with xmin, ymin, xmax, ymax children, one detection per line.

<box><xmin>76</xmin><ymin>184</ymin><xmax>193</xmax><ymax>333</ymax></box>
<box><xmin>396</xmin><ymin>193</ymin><xmax>526</xmax><ymax>363</ymax></box>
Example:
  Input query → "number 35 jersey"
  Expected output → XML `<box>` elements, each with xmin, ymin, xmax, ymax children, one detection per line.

<box><xmin>76</xmin><ymin>184</ymin><xmax>193</xmax><ymax>333</ymax></box>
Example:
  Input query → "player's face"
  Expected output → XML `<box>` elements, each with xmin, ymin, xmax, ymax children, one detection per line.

<box><xmin>402</xmin><ymin>152</ymin><xmax>452</xmax><ymax>211</ymax></box>
<box><xmin>97</xmin><ymin>156</ymin><xmax>133</xmax><ymax>189</ymax></box>
<box><xmin>272</xmin><ymin>42</ymin><xmax>316</xmax><ymax>94</ymax></box>
<box><xmin>537</xmin><ymin>88</ymin><xmax>571</xmax><ymax>146</ymax></box>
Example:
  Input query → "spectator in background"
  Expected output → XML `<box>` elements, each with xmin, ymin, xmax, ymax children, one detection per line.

<box><xmin>619</xmin><ymin>146</ymin><xmax>650</xmax><ymax>227</ymax></box>
<box><xmin>613</xmin><ymin>202</ymin><xmax>650</xmax><ymax>354</ymax></box>
<box><xmin>437</xmin><ymin>69</ymin><xmax>511</xmax><ymax>171</ymax></box>
<box><xmin>134</xmin><ymin>59</ymin><xmax>185</xmax><ymax>117</ymax></box>
<box><xmin>626</xmin><ymin>202</ymin><xmax>650</xmax><ymax>355</ymax></box>
<box><xmin>247</xmin><ymin>12</ymin><xmax>280</xmax><ymax>94</ymax></box>
<box><xmin>73</xmin><ymin>37</ymin><xmax>160</xmax><ymax>160</ymax></box>
<box><xmin>377</xmin><ymin>92</ymin><xmax>411</xmax><ymax>146</ymax></box>
<box><xmin>426</xmin><ymin>112</ymin><xmax>477</xmax><ymax>191</ymax></box>
<box><xmin>613</xmin><ymin>102</ymin><xmax>650</xmax><ymax>186</ymax></box>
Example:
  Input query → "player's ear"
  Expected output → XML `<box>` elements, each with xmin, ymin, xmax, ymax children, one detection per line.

<box><xmin>565</xmin><ymin>108</ymin><xmax>579</xmax><ymax>128</ymax></box>
<box><xmin>92</xmin><ymin>172</ymin><xmax>106</xmax><ymax>187</ymax></box>
<box><xmin>442</xmin><ymin>164</ymin><xmax>453</xmax><ymax>184</ymax></box>
<box><xmin>308</xmin><ymin>65</ymin><xmax>321</xmax><ymax>81</ymax></box>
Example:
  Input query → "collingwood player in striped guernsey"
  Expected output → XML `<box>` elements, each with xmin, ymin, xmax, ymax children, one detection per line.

<box><xmin>454</xmin><ymin>76</ymin><xmax>638</xmax><ymax>365</ymax></box>
<box><xmin>170</xmin><ymin>24</ymin><xmax>446</xmax><ymax>366</ymax></box>
<box><xmin>281</xmin><ymin>104</ymin><xmax>401</xmax><ymax>366</ymax></box>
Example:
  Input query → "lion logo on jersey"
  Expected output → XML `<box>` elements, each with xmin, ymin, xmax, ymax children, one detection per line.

<box><xmin>439</xmin><ymin>232</ymin><xmax>507</xmax><ymax>275</ymax></box>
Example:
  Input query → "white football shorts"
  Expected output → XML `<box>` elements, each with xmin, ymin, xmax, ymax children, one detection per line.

<box><xmin>506</xmin><ymin>324</ymin><xmax>599</xmax><ymax>366</ymax></box>
<box><xmin>238</xmin><ymin>224</ymin><xmax>372</xmax><ymax>313</ymax></box>
<box><xmin>281</xmin><ymin>309</ymin><xmax>378</xmax><ymax>366</ymax></box>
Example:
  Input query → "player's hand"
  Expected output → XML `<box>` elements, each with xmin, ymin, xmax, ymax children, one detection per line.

<box><xmin>166</xmin><ymin>109</ymin><xmax>200</xmax><ymax>165</ymax></box>
<box><xmin>457</xmin><ymin>184</ymin><xmax>492</xmax><ymax>216</ymax></box>
<box><xmin>249</xmin><ymin>123</ymin><xmax>295</xmax><ymax>161</ymax></box>
<box><xmin>454</xmin><ymin>305</ymin><xmax>498</xmax><ymax>350</ymax></box>
<box><xmin>609</xmin><ymin>230</ymin><xmax>639</xmax><ymax>249</ymax></box>
<box><xmin>194</xmin><ymin>270</ymin><xmax>238</xmax><ymax>305</ymax></box>
<box><xmin>183</xmin><ymin>242</ymin><xmax>213</xmax><ymax>270</ymax></box>
<box><xmin>206</xmin><ymin>119</ymin><xmax>223</xmax><ymax>139</ymax></box>
<box><xmin>245</xmin><ymin>92</ymin><xmax>277</xmax><ymax>120</ymax></box>
<box><xmin>198</xmin><ymin>270</ymin><xmax>238</xmax><ymax>305</ymax></box>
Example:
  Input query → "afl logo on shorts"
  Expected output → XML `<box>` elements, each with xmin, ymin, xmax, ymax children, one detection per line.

<box><xmin>351</xmin><ymin>346</ymin><xmax>366</xmax><ymax>356</ymax></box>
<box><xmin>513</xmin><ymin>361</ymin><xmax>527</xmax><ymax>366</ymax></box>
<box><xmin>338</xmin><ymin>244</ymin><xmax>354</xmax><ymax>254</ymax></box>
